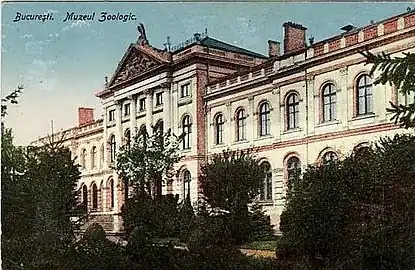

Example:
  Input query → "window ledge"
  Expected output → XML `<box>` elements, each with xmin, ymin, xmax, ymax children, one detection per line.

<box><xmin>178</xmin><ymin>97</ymin><xmax>192</xmax><ymax>107</ymax></box>
<box><xmin>282</xmin><ymin>128</ymin><xmax>302</xmax><ymax>135</ymax></box>
<box><xmin>351</xmin><ymin>113</ymin><xmax>376</xmax><ymax>121</ymax></box>
<box><xmin>181</xmin><ymin>148</ymin><xmax>192</xmax><ymax>154</ymax></box>
<box><xmin>255</xmin><ymin>134</ymin><xmax>273</xmax><ymax>142</ymax></box>
<box><xmin>232</xmin><ymin>139</ymin><xmax>249</xmax><ymax>146</ymax></box>
<box><xmin>316</xmin><ymin>120</ymin><xmax>340</xmax><ymax>128</ymax></box>
<box><xmin>212</xmin><ymin>143</ymin><xmax>226</xmax><ymax>149</ymax></box>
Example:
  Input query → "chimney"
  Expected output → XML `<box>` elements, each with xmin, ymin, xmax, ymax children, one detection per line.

<box><xmin>283</xmin><ymin>22</ymin><xmax>307</xmax><ymax>54</ymax></box>
<box><xmin>78</xmin><ymin>107</ymin><xmax>94</xmax><ymax>126</ymax></box>
<box><xmin>268</xmin><ymin>40</ymin><xmax>280</xmax><ymax>57</ymax></box>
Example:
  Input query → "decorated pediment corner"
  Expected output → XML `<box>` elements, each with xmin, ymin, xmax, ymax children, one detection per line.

<box><xmin>108</xmin><ymin>23</ymin><xmax>172</xmax><ymax>88</ymax></box>
<box><xmin>109</xmin><ymin>46</ymin><xmax>162</xmax><ymax>87</ymax></box>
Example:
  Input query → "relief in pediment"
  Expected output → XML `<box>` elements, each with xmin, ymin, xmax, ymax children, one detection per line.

<box><xmin>113</xmin><ymin>49</ymin><xmax>160</xmax><ymax>85</ymax></box>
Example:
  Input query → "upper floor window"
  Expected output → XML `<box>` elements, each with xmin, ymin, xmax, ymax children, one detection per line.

<box><xmin>215</xmin><ymin>114</ymin><xmax>224</xmax><ymax>145</ymax></box>
<box><xmin>139</xmin><ymin>98</ymin><xmax>146</xmax><ymax>112</ymax></box>
<box><xmin>181</xmin><ymin>83</ymin><xmax>190</xmax><ymax>98</ymax></box>
<box><xmin>91</xmin><ymin>146</ymin><xmax>97</xmax><ymax>169</ymax></box>
<box><xmin>287</xmin><ymin>93</ymin><xmax>299</xmax><ymax>130</ymax></box>
<box><xmin>259</xmin><ymin>102</ymin><xmax>270</xmax><ymax>136</ymax></box>
<box><xmin>80</xmin><ymin>148</ymin><xmax>87</xmax><ymax>169</ymax></box>
<box><xmin>155</xmin><ymin>92</ymin><xmax>163</xmax><ymax>106</ymax></box>
<box><xmin>260</xmin><ymin>161</ymin><xmax>272</xmax><ymax>201</ymax></box>
<box><xmin>124</xmin><ymin>103</ymin><xmax>130</xmax><ymax>116</ymax></box>
<box><xmin>322</xmin><ymin>84</ymin><xmax>336</xmax><ymax>122</ymax></box>
<box><xmin>236</xmin><ymin>109</ymin><xmax>246</xmax><ymax>141</ymax></box>
<box><xmin>182</xmin><ymin>115</ymin><xmax>192</xmax><ymax>150</ymax></box>
<box><xmin>182</xmin><ymin>170</ymin><xmax>191</xmax><ymax>200</ymax></box>
<box><xmin>109</xmin><ymin>135</ymin><xmax>116</xmax><ymax>163</ymax></box>
<box><xmin>108</xmin><ymin>109</ymin><xmax>115</xmax><ymax>121</ymax></box>
<box><xmin>357</xmin><ymin>74</ymin><xmax>373</xmax><ymax>115</ymax></box>
<box><xmin>100</xmin><ymin>144</ymin><xmax>104</xmax><ymax>167</ymax></box>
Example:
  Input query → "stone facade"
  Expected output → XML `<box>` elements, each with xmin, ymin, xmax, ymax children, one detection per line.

<box><xmin>33</xmin><ymin>10</ymin><xmax>415</xmax><ymax>233</ymax></box>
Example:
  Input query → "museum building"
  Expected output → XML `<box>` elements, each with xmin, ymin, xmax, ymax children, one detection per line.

<box><xmin>33</xmin><ymin>10</ymin><xmax>415</xmax><ymax>233</ymax></box>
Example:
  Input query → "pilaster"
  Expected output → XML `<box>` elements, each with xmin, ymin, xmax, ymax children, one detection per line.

<box><xmin>145</xmin><ymin>89</ymin><xmax>154</xmax><ymax>132</ymax></box>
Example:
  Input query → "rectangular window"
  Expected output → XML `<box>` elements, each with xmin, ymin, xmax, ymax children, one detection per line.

<box><xmin>124</xmin><ymin>103</ymin><xmax>130</xmax><ymax>116</ymax></box>
<box><xmin>108</xmin><ymin>109</ymin><xmax>115</xmax><ymax>121</ymax></box>
<box><xmin>155</xmin><ymin>92</ymin><xmax>163</xmax><ymax>106</ymax></box>
<box><xmin>139</xmin><ymin>98</ymin><xmax>146</xmax><ymax>111</ymax></box>
<box><xmin>180</xmin><ymin>83</ymin><xmax>190</xmax><ymax>98</ymax></box>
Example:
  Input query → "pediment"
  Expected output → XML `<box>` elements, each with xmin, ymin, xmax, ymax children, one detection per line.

<box><xmin>108</xmin><ymin>44</ymin><xmax>167</xmax><ymax>88</ymax></box>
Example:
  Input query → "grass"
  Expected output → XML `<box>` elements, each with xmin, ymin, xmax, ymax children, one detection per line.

<box><xmin>240</xmin><ymin>240</ymin><xmax>278</xmax><ymax>251</ymax></box>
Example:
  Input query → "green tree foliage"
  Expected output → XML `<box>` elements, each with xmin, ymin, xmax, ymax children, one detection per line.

<box><xmin>198</xmin><ymin>150</ymin><xmax>266</xmax><ymax>245</ymax></box>
<box><xmin>115</xmin><ymin>127</ymin><xmax>182</xmax><ymax>199</ymax></box>
<box><xmin>1</xmin><ymin>85</ymin><xmax>23</xmax><ymax>118</ymax></box>
<box><xmin>277</xmin><ymin>134</ymin><xmax>415</xmax><ymax>269</ymax></box>
<box><xmin>247</xmin><ymin>203</ymin><xmax>276</xmax><ymax>242</ymax></box>
<box><xmin>362</xmin><ymin>51</ymin><xmax>415</xmax><ymax>128</ymax></box>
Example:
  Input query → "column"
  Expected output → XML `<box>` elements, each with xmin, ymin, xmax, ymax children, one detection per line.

<box><xmin>339</xmin><ymin>67</ymin><xmax>349</xmax><ymax>128</ymax></box>
<box><xmin>103</xmin><ymin>106</ymin><xmax>108</xmax><ymax>168</ymax></box>
<box><xmin>112</xmin><ymin>173</ymin><xmax>120</xmax><ymax>231</ymax></box>
<box><xmin>162</xmin><ymin>83</ymin><xmax>171</xmax><ymax>132</ymax></box>
<box><xmin>306</xmin><ymin>76</ymin><xmax>315</xmax><ymax>135</ymax></box>
<box><xmin>248</xmin><ymin>95</ymin><xmax>255</xmax><ymax>145</ymax></box>
<box><xmin>226</xmin><ymin>101</ymin><xmax>232</xmax><ymax>146</ymax></box>
<box><xmin>116</xmin><ymin>100</ymin><xmax>123</xmax><ymax>147</ymax></box>
<box><xmin>129</xmin><ymin>95</ymin><xmax>137</xmax><ymax>136</ymax></box>
<box><xmin>145</xmin><ymin>89</ymin><xmax>154</xmax><ymax>132</ymax></box>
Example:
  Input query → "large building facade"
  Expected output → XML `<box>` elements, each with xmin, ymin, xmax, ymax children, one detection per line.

<box><xmin>34</xmin><ymin>11</ymin><xmax>415</xmax><ymax>233</ymax></box>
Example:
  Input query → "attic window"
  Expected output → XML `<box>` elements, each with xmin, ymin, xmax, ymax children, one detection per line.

<box><xmin>181</xmin><ymin>83</ymin><xmax>190</xmax><ymax>98</ymax></box>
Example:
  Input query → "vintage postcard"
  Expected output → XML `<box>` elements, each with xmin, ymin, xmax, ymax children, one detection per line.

<box><xmin>2</xmin><ymin>2</ymin><xmax>415</xmax><ymax>268</ymax></box>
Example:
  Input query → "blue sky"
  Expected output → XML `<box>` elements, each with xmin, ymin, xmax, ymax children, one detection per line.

<box><xmin>1</xmin><ymin>2</ymin><xmax>413</xmax><ymax>145</ymax></box>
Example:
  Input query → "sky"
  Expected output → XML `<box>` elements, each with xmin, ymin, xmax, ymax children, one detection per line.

<box><xmin>1</xmin><ymin>2</ymin><xmax>413</xmax><ymax>145</ymax></box>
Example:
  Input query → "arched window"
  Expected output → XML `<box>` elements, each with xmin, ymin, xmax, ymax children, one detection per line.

<box><xmin>124</xmin><ymin>129</ymin><xmax>131</xmax><ymax>148</ymax></box>
<box><xmin>182</xmin><ymin>115</ymin><xmax>192</xmax><ymax>150</ymax></box>
<box><xmin>82</xmin><ymin>185</ymin><xmax>88</xmax><ymax>211</ymax></box>
<box><xmin>322</xmin><ymin>84</ymin><xmax>336</xmax><ymax>122</ymax></box>
<box><xmin>357</xmin><ymin>74</ymin><xmax>373</xmax><ymax>115</ymax></box>
<box><xmin>323</xmin><ymin>151</ymin><xmax>338</xmax><ymax>163</ymax></box>
<box><xmin>236</xmin><ymin>109</ymin><xmax>246</xmax><ymax>141</ymax></box>
<box><xmin>182</xmin><ymin>170</ymin><xmax>191</xmax><ymax>199</ymax></box>
<box><xmin>286</xmin><ymin>156</ymin><xmax>301</xmax><ymax>183</ymax></box>
<box><xmin>139</xmin><ymin>125</ymin><xmax>147</xmax><ymax>137</ymax></box>
<box><xmin>354</xmin><ymin>146</ymin><xmax>372</xmax><ymax>159</ymax></box>
<box><xmin>109</xmin><ymin>135</ymin><xmax>116</xmax><ymax>163</ymax></box>
<box><xmin>259</xmin><ymin>102</ymin><xmax>270</xmax><ymax>136</ymax></box>
<box><xmin>260</xmin><ymin>161</ymin><xmax>272</xmax><ymax>201</ymax></box>
<box><xmin>80</xmin><ymin>148</ymin><xmax>87</xmax><ymax>169</ymax></box>
<box><xmin>100</xmin><ymin>144</ymin><xmax>104</xmax><ymax>167</ymax></box>
<box><xmin>92</xmin><ymin>183</ymin><xmax>98</xmax><ymax>210</ymax></box>
<box><xmin>287</xmin><ymin>93</ymin><xmax>299</xmax><ymax>130</ymax></box>
<box><xmin>108</xmin><ymin>178</ymin><xmax>114</xmax><ymax>209</ymax></box>
<box><xmin>154</xmin><ymin>120</ymin><xmax>164</xmax><ymax>135</ymax></box>
<box><xmin>215</xmin><ymin>114</ymin><xmax>224</xmax><ymax>145</ymax></box>
<box><xmin>91</xmin><ymin>146</ymin><xmax>97</xmax><ymax>169</ymax></box>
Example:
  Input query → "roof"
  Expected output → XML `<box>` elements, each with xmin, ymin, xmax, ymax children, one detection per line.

<box><xmin>174</xmin><ymin>36</ymin><xmax>268</xmax><ymax>59</ymax></box>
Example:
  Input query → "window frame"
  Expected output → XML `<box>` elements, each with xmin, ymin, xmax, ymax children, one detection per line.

<box><xmin>214</xmin><ymin>114</ymin><xmax>224</xmax><ymax>145</ymax></box>
<box><xmin>286</xmin><ymin>93</ymin><xmax>300</xmax><ymax>130</ymax></box>
<box><xmin>259</xmin><ymin>161</ymin><xmax>273</xmax><ymax>201</ymax></box>
<box><xmin>356</xmin><ymin>74</ymin><xmax>373</xmax><ymax>116</ymax></box>
<box><xmin>236</xmin><ymin>109</ymin><xmax>247</xmax><ymax>141</ymax></box>
<box><xmin>155</xmin><ymin>92</ymin><xmax>163</xmax><ymax>106</ymax></box>
<box><xmin>182</xmin><ymin>115</ymin><xmax>192</xmax><ymax>150</ymax></box>
<box><xmin>180</xmin><ymin>83</ymin><xmax>190</xmax><ymax>98</ymax></box>
<box><xmin>124</xmin><ymin>103</ymin><xmax>131</xmax><ymax>117</ymax></box>
<box><xmin>259</xmin><ymin>102</ymin><xmax>271</xmax><ymax>136</ymax></box>
<box><xmin>109</xmin><ymin>135</ymin><xmax>116</xmax><ymax>163</ymax></box>
<box><xmin>139</xmin><ymin>98</ymin><xmax>146</xmax><ymax>112</ymax></box>
<box><xmin>182</xmin><ymin>170</ymin><xmax>191</xmax><ymax>200</ymax></box>
<box><xmin>322</xmin><ymin>83</ymin><xmax>337</xmax><ymax>122</ymax></box>
<box><xmin>108</xmin><ymin>109</ymin><xmax>115</xmax><ymax>121</ymax></box>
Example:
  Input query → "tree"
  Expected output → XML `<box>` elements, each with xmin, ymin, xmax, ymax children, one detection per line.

<box><xmin>115</xmin><ymin>127</ymin><xmax>182</xmax><ymax>200</ymax></box>
<box><xmin>198</xmin><ymin>150</ymin><xmax>266</xmax><ymax>245</ymax></box>
<box><xmin>362</xmin><ymin>51</ymin><xmax>415</xmax><ymax>128</ymax></box>
<box><xmin>277</xmin><ymin>134</ymin><xmax>415</xmax><ymax>269</ymax></box>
